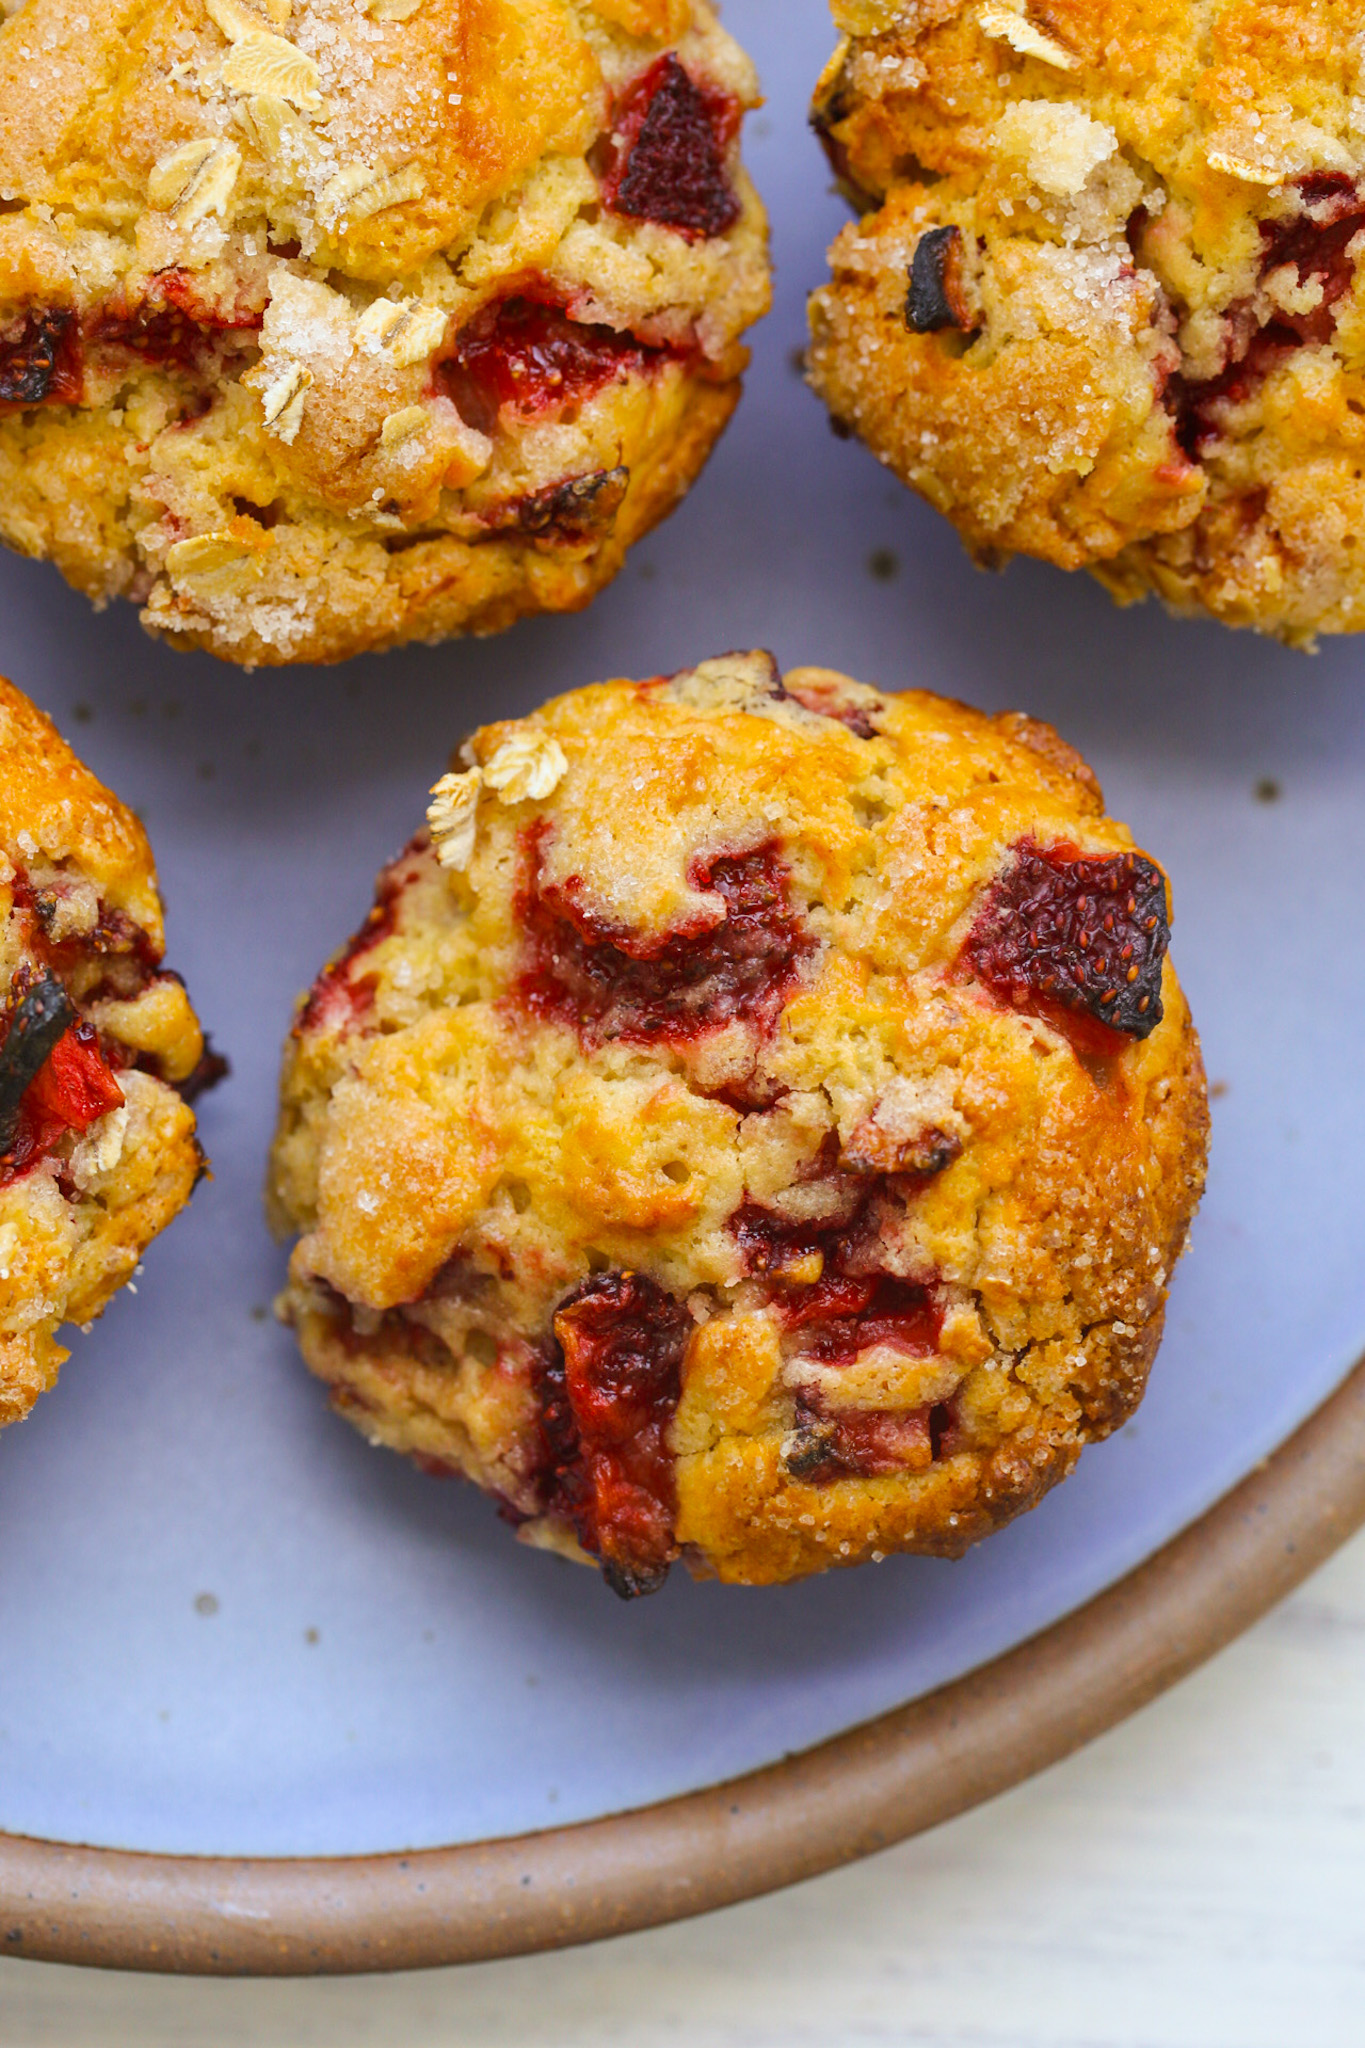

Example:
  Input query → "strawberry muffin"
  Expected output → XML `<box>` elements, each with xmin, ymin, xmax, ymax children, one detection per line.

<box><xmin>269</xmin><ymin>651</ymin><xmax>1208</xmax><ymax>1597</ymax></box>
<box><xmin>809</xmin><ymin>0</ymin><xmax>1365</xmax><ymax>644</ymax></box>
<box><xmin>0</xmin><ymin>0</ymin><xmax>768</xmax><ymax>665</ymax></box>
<box><xmin>1</xmin><ymin>680</ymin><xmax>217</xmax><ymax>1432</ymax></box>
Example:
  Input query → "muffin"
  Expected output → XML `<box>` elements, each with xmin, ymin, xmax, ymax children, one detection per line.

<box><xmin>0</xmin><ymin>681</ymin><xmax>217</xmax><ymax>1430</ymax></box>
<box><xmin>0</xmin><ymin>0</ymin><xmax>768</xmax><ymax>667</ymax></box>
<box><xmin>270</xmin><ymin>651</ymin><xmax>1208</xmax><ymax>1596</ymax></box>
<box><xmin>808</xmin><ymin>0</ymin><xmax>1365</xmax><ymax>644</ymax></box>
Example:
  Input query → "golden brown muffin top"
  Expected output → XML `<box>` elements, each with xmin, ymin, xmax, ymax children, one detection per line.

<box><xmin>0</xmin><ymin>0</ymin><xmax>768</xmax><ymax>664</ymax></box>
<box><xmin>808</xmin><ymin>0</ymin><xmax>1365</xmax><ymax>639</ymax></box>
<box><xmin>0</xmin><ymin>678</ymin><xmax>163</xmax><ymax>945</ymax></box>
<box><xmin>272</xmin><ymin>656</ymin><xmax>1207</xmax><ymax>1591</ymax></box>
<box><xmin>0</xmin><ymin>0</ymin><xmax>678</xmax><ymax>281</ymax></box>
<box><xmin>0</xmin><ymin>0</ymin><xmax>759</xmax><ymax>299</ymax></box>
<box><xmin>825</xmin><ymin>0</ymin><xmax>1362</xmax><ymax>185</ymax></box>
<box><xmin>276</xmin><ymin>653</ymin><xmax>1159</xmax><ymax>1314</ymax></box>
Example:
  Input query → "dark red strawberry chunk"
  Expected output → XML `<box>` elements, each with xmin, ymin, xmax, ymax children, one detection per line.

<box><xmin>27</xmin><ymin>1022</ymin><xmax>124</xmax><ymax>1131</ymax></box>
<box><xmin>730</xmin><ymin>1117</ymin><xmax>947</xmax><ymax>1484</ymax></box>
<box><xmin>603</xmin><ymin>53</ymin><xmax>741</xmax><ymax>241</ymax></box>
<box><xmin>0</xmin><ymin>277</ymin><xmax>268</xmax><ymax>414</ymax></box>
<box><xmin>779</xmin><ymin>1270</ymin><xmax>948</xmax><ymax>1484</ymax></box>
<box><xmin>1256</xmin><ymin>175</ymin><xmax>1365</xmax><ymax>347</ymax></box>
<box><xmin>780</xmin><ymin>1272</ymin><xmax>941</xmax><ymax>1364</ymax></box>
<box><xmin>535</xmin><ymin>1271</ymin><xmax>692</xmax><ymax>1599</ymax></box>
<box><xmin>730</xmin><ymin>1127</ymin><xmax>953</xmax><ymax>1290</ymax></box>
<box><xmin>732</xmin><ymin>1133</ymin><xmax>880</xmax><ymax>1282</ymax></box>
<box><xmin>731</xmin><ymin>1190</ymin><xmax>865</xmax><ymax>1282</ymax></box>
<box><xmin>0</xmin><ymin>978</ymin><xmax>124</xmax><ymax>1189</ymax></box>
<box><xmin>733</xmin><ymin>1150</ymin><xmax>948</xmax><ymax>1486</ymax></box>
<box><xmin>1168</xmin><ymin>175</ymin><xmax>1365</xmax><ymax>455</ymax></box>
<box><xmin>440</xmin><ymin>294</ymin><xmax>669</xmax><ymax>437</ymax></box>
<box><xmin>962</xmin><ymin>838</ymin><xmax>1169</xmax><ymax>1057</ymax></box>
<box><xmin>516</xmin><ymin>824</ymin><xmax>814</xmax><ymax>1050</ymax></box>
<box><xmin>92</xmin><ymin>270</ymin><xmax>264</xmax><ymax>373</ymax></box>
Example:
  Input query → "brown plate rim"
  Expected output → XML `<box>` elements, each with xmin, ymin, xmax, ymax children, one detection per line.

<box><xmin>5</xmin><ymin>1352</ymin><xmax>1365</xmax><ymax>1978</ymax></box>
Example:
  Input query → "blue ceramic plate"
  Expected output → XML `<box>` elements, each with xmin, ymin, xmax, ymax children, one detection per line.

<box><xmin>2</xmin><ymin>0</ymin><xmax>1363</xmax><ymax>1863</ymax></box>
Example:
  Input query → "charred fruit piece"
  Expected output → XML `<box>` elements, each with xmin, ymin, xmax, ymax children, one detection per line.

<box><xmin>23</xmin><ymin>1021</ymin><xmax>124</xmax><ymax>1135</ymax></box>
<box><xmin>478</xmin><ymin>466</ymin><xmax>631</xmax><ymax>544</ymax></box>
<box><xmin>0</xmin><ymin>976</ymin><xmax>75</xmax><ymax>1151</ymax></box>
<box><xmin>0</xmin><ymin>311</ymin><xmax>80</xmax><ymax>408</ymax></box>
<box><xmin>905</xmin><ymin>228</ymin><xmax>975</xmax><ymax>336</ymax></box>
<box><xmin>1</xmin><ymin>1003</ymin><xmax>126</xmax><ymax>1190</ymax></box>
<box><xmin>963</xmin><ymin>839</ymin><xmax>1170</xmax><ymax>1056</ymax></box>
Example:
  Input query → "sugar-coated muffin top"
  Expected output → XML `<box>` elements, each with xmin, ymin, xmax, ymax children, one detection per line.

<box><xmin>809</xmin><ymin>0</ymin><xmax>1365</xmax><ymax>643</ymax></box>
<box><xmin>271</xmin><ymin>652</ymin><xmax>1208</xmax><ymax>1595</ymax></box>
<box><xmin>0</xmin><ymin>0</ymin><xmax>768</xmax><ymax>663</ymax></box>
<box><xmin>0</xmin><ymin>680</ymin><xmax>212</xmax><ymax>1429</ymax></box>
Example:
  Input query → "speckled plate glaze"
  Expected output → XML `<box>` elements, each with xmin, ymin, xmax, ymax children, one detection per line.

<box><xmin>3</xmin><ymin>0</ymin><xmax>1365</xmax><ymax>1974</ymax></box>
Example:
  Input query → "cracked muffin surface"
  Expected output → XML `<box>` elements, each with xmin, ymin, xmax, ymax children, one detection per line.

<box><xmin>808</xmin><ymin>0</ymin><xmax>1365</xmax><ymax>644</ymax></box>
<box><xmin>0</xmin><ymin>0</ymin><xmax>768</xmax><ymax>666</ymax></box>
<box><xmin>0</xmin><ymin>679</ymin><xmax>214</xmax><ymax>1431</ymax></box>
<box><xmin>269</xmin><ymin>651</ymin><xmax>1208</xmax><ymax>1596</ymax></box>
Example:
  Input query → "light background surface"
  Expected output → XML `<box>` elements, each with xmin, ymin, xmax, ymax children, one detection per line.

<box><xmin>0</xmin><ymin>0</ymin><xmax>1363</xmax><ymax>1887</ymax></box>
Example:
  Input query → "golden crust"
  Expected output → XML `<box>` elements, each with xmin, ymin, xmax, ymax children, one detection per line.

<box><xmin>0</xmin><ymin>679</ymin><xmax>163</xmax><ymax>943</ymax></box>
<box><xmin>131</xmin><ymin>371</ymin><xmax>741</xmax><ymax>666</ymax></box>
<box><xmin>0</xmin><ymin>679</ymin><xmax>207</xmax><ymax>1428</ymax></box>
<box><xmin>0</xmin><ymin>0</ymin><xmax>769</xmax><ymax>665</ymax></box>
<box><xmin>808</xmin><ymin>0</ymin><xmax>1365</xmax><ymax>642</ymax></box>
<box><xmin>270</xmin><ymin>653</ymin><xmax>1209</xmax><ymax>1593</ymax></box>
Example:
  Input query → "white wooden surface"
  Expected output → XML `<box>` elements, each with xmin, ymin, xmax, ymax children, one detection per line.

<box><xmin>5</xmin><ymin>1529</ymin><xmax>1365</xmax><ymax>2047</ymax></box>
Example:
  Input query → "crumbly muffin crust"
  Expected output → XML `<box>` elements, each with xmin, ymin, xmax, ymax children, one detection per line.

<box><xmin>270</xmin><ymin>652</ymin><xmax>1208</xmax><ymax>1595</ymax></box>
<box><xmin>0</xmin><ymin>0</ymin><xmax>769</xmax><ymax>666</ymax></box>
<box><xmin>0</xmin><ymin>679</ymin><xmax>213</xmax><ymax>1429</ymax></box>
<box><xmin>808</xmin><ymin>0</ymin><xmax>1365</xmax><ymax>644</ymax></box>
